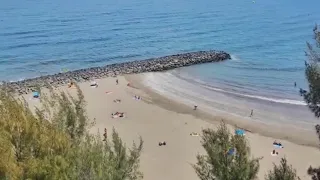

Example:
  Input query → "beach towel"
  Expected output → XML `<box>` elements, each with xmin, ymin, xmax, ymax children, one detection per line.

<box><xmin>235</xmin><ymin>129</ymin><xmax>245</xmax><ymax>136</ymax></box>
<box><xmin>112</xmin><ymin>115</ymin><xmax>125</xmax><ymax>118</ymax></box>
<box><xmin>29</xmin><ymin>97</ymin><xmax>40</xmax><ymax>101</ymax></box>
<box><xmin>273</xmin><ymin>144</ymin><xmax>283</xmax><ymax>148</ymax></box>
<box><xmin>270</xmin><ymin>152</ymin><xmax>278</xmax><ymax>156</ymax></box>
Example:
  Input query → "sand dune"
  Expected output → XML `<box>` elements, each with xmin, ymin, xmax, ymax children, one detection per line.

<box><xmin>24</xmin><ymin>75</ymin><xmax>320</xmax><ymax>180</ymax></box>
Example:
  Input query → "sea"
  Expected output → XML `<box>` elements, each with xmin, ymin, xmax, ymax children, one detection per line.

<box><xmin>1</xmin><ymin>0</ymin><xmax>320</xmax><ymax>129</ymax></box>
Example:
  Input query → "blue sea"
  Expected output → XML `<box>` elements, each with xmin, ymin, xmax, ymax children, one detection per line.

<box><xmin>1</xmin><ymin>0</ymin><xmax>320</xmax><ymax>127</ymax></box>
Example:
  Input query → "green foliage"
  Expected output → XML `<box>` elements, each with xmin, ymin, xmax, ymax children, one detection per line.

<box><xmin>307</xmin><ymin>166</ymin><xmax>320</xmax><ymax>180</ymax></box>
<box><xmin>0</xmin><ymin>84</ymin><xmax>143</xmax><ymax>180</ymax></box>
<box><xmin>303</xmin><ymin>24</ymin><xmax>320</xmax><ymax>180</ymax></box>
<box><xmin>304</xmin><ymin>24</ymin><xmax>320</xmax><ymax>117</ymax></box>
<box><xmin>265</xmin><ymin>158</ymin><xmax>300</xmax><ymax>180</ymax></box>
<box><xmin>193</xmin><ymin>121</ymin><xmax>261</xmax><ymax>180</ymax></box>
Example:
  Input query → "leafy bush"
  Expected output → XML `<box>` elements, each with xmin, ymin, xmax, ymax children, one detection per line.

<box><xmin>0</xmin><ymin>84</ymin><xmax>143</xmax><ymax>180</ymax></box>
<box><xmin>193</xmin><ymin>121</ymin><xmax>261</xmax><ymax>180</ymax></box>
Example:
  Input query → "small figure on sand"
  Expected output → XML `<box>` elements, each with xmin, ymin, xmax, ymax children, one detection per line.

<box><xmin>271</xmin><ymin>149</ymin><xmax>279</xmax><ymax>156</ymax></box>
<box><xmin>159</xmin><ymin>141</ymin><xmax>166</xmax><ymax>146</ymax></box>
<box><xmin>111</xmin><ymin>112</ymin><xmax>125</xmax><ymax>118</ymax></box>
<box><xmin>294</xmin><ymin>82</ymin><xmax>297</xmax><ymax>87</ymax></box>
<box><xmin>190</xmin><ymin>132</ymin><xmax>199</xmax><ymax>136</ymax></box>
<box><xmin>250</xmin><ymin>109</ymin><xmax>253</xmax><ymax>117</ymax></box>
<box><xmin>116</xmin><ymin>79</ymin><xmax>119</xmax><ymax>85</ymax></box>
<box><xmin>194</xmin><ymin>105</ymin><xmax>198</xmax><ymax>110</ymax></box>
<box><xmin>68</xmin><ymin>82</ymin><xmax>74</xmax><ymax>88</ymax></box>
<box><xmin>90</xmin><ymin>81</ymin><xmax>98</xmax><ymax>88</ymax></box>
<box><xmin>134</xmin><ymin>95</ymin><xmax>141</xmax><ymax>100</ymax></box>
<box><xmin>299</xmin><ymin>88</ymin><xmax>307</xmax><ymax>96</ymax></box>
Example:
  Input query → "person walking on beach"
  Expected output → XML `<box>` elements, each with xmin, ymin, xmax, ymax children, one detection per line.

<box><xmin>294</xmin><ymin>82</ymin><xmax>297</xmax><ymax>87</ymax></box>
<box><xmin>194</xmin><ymin>105</ymin><xmax>198</xmax><ymax>110</ymax></box>
<box><xmin>116</xmin><ymin>79</ymin><xmax>119</xmax><ymax>85</ymax></box>
<box><xmin>250</xmin><ymin>109</ymin><xmax>253</xmax><ymax>117</ymax></box>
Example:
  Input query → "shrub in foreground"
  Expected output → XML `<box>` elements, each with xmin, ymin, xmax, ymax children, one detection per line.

<box><xmin>193</xmin><ymin>121</ymin><xmax>261</xmax><ymax>180</ymax></box>
<box><xmin>303</xmin><ymin>24</ymin><xmax>320</xmax><ymax>180</ymax></box>
<box><xmin>0</xmin><ymin>85</ymin><xmax>143</xmax><ymax>180</ymax></box>
<box><xmin>265</xmin><ymin>158</ymin><xmax>300</xmax><ymax>180</ymax></box>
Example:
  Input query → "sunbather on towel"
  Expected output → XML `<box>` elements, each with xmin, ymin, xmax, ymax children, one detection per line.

<box><xmin>273</xmin><ymin>141</ymin><xmax>283</xmax><ymax>147</ymax></box>
<box><xmin>111</xmin><ymin>112</ymin><xmax>125</xmax><ymax>118</ymax></box>
<box><xmin>113</xmin><ymin>99</ymin><xmax>121</xmax><ymax>103</ymax></box>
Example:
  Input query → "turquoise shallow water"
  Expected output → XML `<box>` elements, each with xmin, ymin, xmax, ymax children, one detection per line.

<box><xmin>0</xmin><ymin>0</ymin><xmax>319</xmax><ymax>102</ymax></box>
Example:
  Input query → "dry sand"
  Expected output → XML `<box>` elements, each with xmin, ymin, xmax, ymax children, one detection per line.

<box><xmin>24</xmin><ymin>75</ymin><xmax>320</xmax><ymax>180</ymax></box>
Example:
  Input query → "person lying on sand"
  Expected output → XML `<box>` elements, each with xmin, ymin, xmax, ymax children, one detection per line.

<box><xmin>273</xmin><ymin>141</ymin><xmax>283</xmax><ymax>148</ymax></box>
<box><xmin>113</xmin><ymin>99</ymin><xmax>121</xmax><ymax>103</ymax></box>
<box><xmin>190</xmin><ymin>132</ymin><xmax>199</xmax><ymax>136</ymax></box>
<box><xmin>111</xmin><ymin>112</ymin><xmax>125</xmax><ymax>118</ymax></box>
<box><xmin>159</xmin><ymin>141</ymin><xmax>166</xmax><ymax>146</ymax></box>
<box><xmin>90</xmin><ymin>81</ymin><xmax>98</xmax><ymax>88</ymax></box>
<box><xmin>133</xmin><ymin>95</ymin><xmax>141</xmax><ymax>100</ymax></box>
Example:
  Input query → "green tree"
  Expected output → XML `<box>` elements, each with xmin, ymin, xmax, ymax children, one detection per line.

<box><xmin>192</xmin><ymin>121</ymin><xmax>261</xmax><ymax>180</ymax></box>
<box><xmin>303</xmin><ymin>24</ymin><xmax>320</xmax><ymax>180</ymax></box>
<box><xmin>0</xmin><ymin>84</ymin><xmax>143</xmax><ymax>180</ymax></box>
<box><xmin>265</xmin><ymin>158</ymin><xmax>300</xmax><ymax>180</ymax></box>
<box><xmin>303</xmin><ymin>25</ymin><xmax>320</xmax><ymax>118</ymax></box>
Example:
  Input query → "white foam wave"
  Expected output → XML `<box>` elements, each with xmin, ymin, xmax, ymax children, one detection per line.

<box><xmin>203</xmin><ymin>85</ymin><xmax>306</xmax><ymax>106</ymax></box>
<box><xmin>171</xmin><ymin>71</ymin><xmax>306</xmax><ymax>106</ymax></box>
<box><xmin>230</xmin><ymin>54</ymin><xmax>240</xmax><ymax>61</ymax></box>
<box><xmin>9</xmin><ymin>77</ymin><xmax>26</xmax><ymax>83</ymax></box>
<box><xmin>142</xmin><ymin>72</ymin><xmax>317</xmax><ymax>130</ymax></box>
<box><xmin>145</xmin><ymin>71</ymin><xmax>306</xmax><ymax>106</ymax></box>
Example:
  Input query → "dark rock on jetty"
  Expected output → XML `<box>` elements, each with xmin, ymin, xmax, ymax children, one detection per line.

<box><xmin>2</xmin><ymin>50</ymin><xmax>230</xmax><ymax>94</ymax></box>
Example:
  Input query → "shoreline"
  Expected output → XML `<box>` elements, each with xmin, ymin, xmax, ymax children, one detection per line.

<box><xmin>1</xmin><ymin>50</ymin><xmax>230</xmax><ymax>95</ymax></box>
<box><xmin>125</xmin><ymin>73</ymin><xmax>320</xmax><ymax>148</ymax></box>
<box><xmin>23</xmin><ymin>75</ymin><xmax>320</xmax><ymax>179</ymax></box>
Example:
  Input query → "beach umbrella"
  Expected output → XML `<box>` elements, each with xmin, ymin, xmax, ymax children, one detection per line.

<box><xmin>33</xmin><ymin>91</ymin><xmax>40</xmax><ymax>98</ymax></box>
<box><xmin>235</xmin><ymin>129</ymin><xmax>245</xmax><ymax>136</ymax></box>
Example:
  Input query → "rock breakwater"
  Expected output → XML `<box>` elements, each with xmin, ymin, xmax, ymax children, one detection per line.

<box><xmin>2</xmin><ymin>50</ymin><xmax>230</xmax><ymax>94</ymax></box>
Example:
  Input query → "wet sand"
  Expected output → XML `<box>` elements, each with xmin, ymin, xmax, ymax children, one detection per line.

<box><xmin>131</xmin><ymin>72</ymin><xmax>320</xmax><ymax>147</ymax></box>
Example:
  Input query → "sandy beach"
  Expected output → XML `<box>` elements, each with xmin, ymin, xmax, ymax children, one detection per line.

<box><xmin>24</xmin><ymin>74</ymin><xmax>320</xmax><ymax>180</ymax></box>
